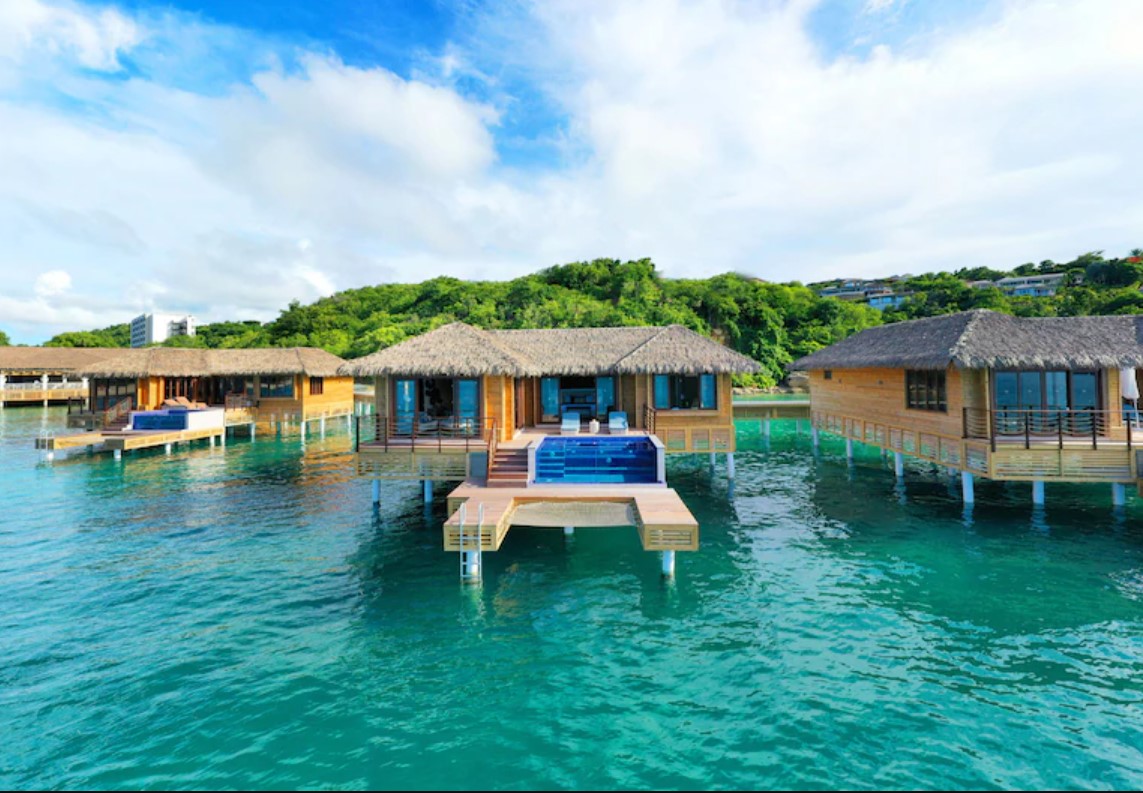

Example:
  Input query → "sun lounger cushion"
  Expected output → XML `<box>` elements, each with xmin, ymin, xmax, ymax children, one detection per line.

<box><xmin>608</xmin><ymin>411</ymin><xmax>628</xmax><ymax>434</ymax></box>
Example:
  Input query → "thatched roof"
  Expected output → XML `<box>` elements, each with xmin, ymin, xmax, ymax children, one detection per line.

<box><xmin>80</xmin><ymin>347</ymin><xmax>346</xmax><ymax>378</ymax></box>
<box><xmin>791</xmin><ymin>310</ymin><xmax>1143</xmax><ymax>371</ymax></box>
<box><xmin>341</xmin><ymin>322</ymin><xmax>761</xmax><ymax>377</ymax></box>
<box><xmin>0</xmin><ymin>347</ymin><xmax>122</xmax><ymax>374</ymax></box>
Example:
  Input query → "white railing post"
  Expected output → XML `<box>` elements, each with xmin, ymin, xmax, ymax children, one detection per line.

<box><xmin>527</xmin><ymin>440</ymin><xmax>538</xmax><ymax>485</ymax></box>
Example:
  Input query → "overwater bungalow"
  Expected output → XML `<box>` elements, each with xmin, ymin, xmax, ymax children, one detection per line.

<box><xmin>792</xmin><ymin>309</ymin><xmax>1143</xmax><ymax>504</ymax></box>
<box><xmin>340</xmin><ymin>322</ymin><xmax>761</xmax><ymax>579</ymax></box>
<box><xmin>68</xmin><ymin>347</ymin><xmax>355</xmax><ymax>429</ymax></box>
<box><xmin>0</xmin><ymin>347</ymin><xmax>120</xmax><ymax>407</ymax></box>
<box><xmin>32</xmin><ymin>347</ymin><xmax>353</xmax><ymax>459</ymax></box>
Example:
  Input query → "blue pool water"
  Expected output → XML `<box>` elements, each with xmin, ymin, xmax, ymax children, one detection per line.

<box><xmin>533</xmin><ymin>436</ymin><xmax>658</xmax><ymax>483</ymax></box>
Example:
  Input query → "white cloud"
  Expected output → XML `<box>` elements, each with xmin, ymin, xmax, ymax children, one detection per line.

<box><xmin>2</xmin><ymin>0</ymin><xmax>1143</xmax><ymax>342</ymax></box>
<box><xmin>0</xmin><ymin>0</ymin><xmax>141</xmax><ymax>70</ymax></box>
<box><xmin>34</xmin><ymin>269</ymin><xmax>72</xmax><ymax>298</ymax></box>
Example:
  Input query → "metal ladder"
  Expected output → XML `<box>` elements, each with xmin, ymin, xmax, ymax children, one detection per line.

<box><xmin>457</xmin><ymin>502</ymin><xmax>485</xmax><ymax>582</ymax></box>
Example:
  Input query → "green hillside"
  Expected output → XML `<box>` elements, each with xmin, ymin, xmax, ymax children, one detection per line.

<box><xmin>34</xmin><ymin>249</ymin><xmax>1143</xmax><ymax>388</ymax></box>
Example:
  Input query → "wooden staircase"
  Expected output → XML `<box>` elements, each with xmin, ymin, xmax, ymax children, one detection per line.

<box><xmin>487</xmin><ymin>448</ymin><xmax>529</xmax><ymax>488</ymax></box>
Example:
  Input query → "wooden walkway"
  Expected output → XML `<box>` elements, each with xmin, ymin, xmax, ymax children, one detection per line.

<box><xmin>443</xmin><ymin>482</ymin><xmax>699</xmax><ymax>552</ymax></box>
<box><xmin>732</xmin><ymin>399</ymin><xmax>811</xmax><ymax>420</ymax></box>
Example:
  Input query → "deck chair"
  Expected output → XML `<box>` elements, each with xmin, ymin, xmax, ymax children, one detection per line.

<box><xmin>561</xmin><ymin>413</ymin><xmax>581</xmax><ymax>435</ymax></box>
<box><xmin>608</xmin><ymin>411</ymin><xmax>629</xmax><ymax>435</ymax></box>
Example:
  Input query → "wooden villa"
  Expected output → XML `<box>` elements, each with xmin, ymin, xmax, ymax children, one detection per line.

<box><xmin>340</xmin><ymin>322</ymin><xmax>761</xmax><ymax>579</ymax></box>
<box><xmin>0</xmin><ymin>347</ymin><xmax>120</xmax><ymax>407</ymax></box>
<box><xmin>792</xmin><ymin>309</ymin><xmax>1143</xmax><ymax>504</ymax></box>
<box><xmin>38</xmin><ymin>347</ymin><xmax>354</xmax><ymax>456</ymax></box>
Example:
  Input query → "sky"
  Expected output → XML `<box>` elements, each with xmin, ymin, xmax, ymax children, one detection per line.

<box><xmin>1</xmin><ymin>0</ymin><xmax>1142</xmax><ymax>343</ymax></box>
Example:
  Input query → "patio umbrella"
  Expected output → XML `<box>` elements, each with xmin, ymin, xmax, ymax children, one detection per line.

<box><xmin>1121</xmin><ymin>367</ymin><xmax>1140</xmax><ymax>428</ymax></box>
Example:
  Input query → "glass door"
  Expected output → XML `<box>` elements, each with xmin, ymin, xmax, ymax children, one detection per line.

<box><xmin>541</xmin><ymin>377</ymin><xmax>560</xmax><ymax>423</ymax></box>
<box><xmin>394</xmin><ymin>379</ymin><xmax>417</xmax><ymax>435</ymax></box>
<box><xmin>595</xmin><ymin>376</ymin><xmax>615</xmax><ymax>420</ymax></box>
<box><xmin>1070</xmin><ymin>372</ymin><xmax>1098</xmax><ymax>434</ymax></box>
<box><xmin>455</xmin><ymin>379</ymin><xmax>479</xmax><ymax>436</ymax></box>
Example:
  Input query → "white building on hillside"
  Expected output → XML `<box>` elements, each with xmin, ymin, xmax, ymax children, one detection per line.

<box><xmin>130</xmin><ymin>313</ymin><xmax>197</xmax><ymax>348</ymax></box>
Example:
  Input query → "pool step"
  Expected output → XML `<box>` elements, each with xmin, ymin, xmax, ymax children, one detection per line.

<box><xmin>488</xmin><ymin>448</ymin><xmax>530</xmax><ymax>488</ymax></box>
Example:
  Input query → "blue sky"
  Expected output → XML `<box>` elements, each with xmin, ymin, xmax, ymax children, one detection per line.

<box><xmin>1</xmin><ymin>0</ymin><xmax>1142</xmax><ymax>343</ymax></box>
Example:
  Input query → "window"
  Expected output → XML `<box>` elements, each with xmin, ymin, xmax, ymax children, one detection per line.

<box><xmin>309</xmin><ymin>377</ymin><xmax>324</xmax><ymax>396</ymax></box>
<box><xmin>653</xmin><ymin>374</ymin><xmax>718</xmax><ymax>410</ymax></box>
<box><xmin>824</xmin><ymin>370</ymin><xmax>833</xmax><ymax>380</ymax></box>
<box><xmin>906</xmin><ymin>370</ymin><xmax>947</xmax><ymax>412</ymax></box>
<box><xmin>260</xmin><ymin>376</ymin><xmax>295</xmax><ymax>399</ymax></box>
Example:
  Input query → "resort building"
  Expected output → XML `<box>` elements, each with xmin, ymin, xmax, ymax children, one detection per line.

<box><xmin>341</xmin><ymin>322</ymin><xmax>760</xmax><ymax>579</ymax></box>
<box><xmin>0</xmin><ymin>347</ymin><xmax>120</xmax><ymax>407</ymax></box>
<box><xmin>792</xmin><ymin>309</ymin><xmax>1143</xmax><ymax>505</ymax></box>
<box><xmin>60</xmin><ymin>347</ymin><xmax>353</xmax><ymax>435</ymax></box>
<box><xmin>993</xmin><ymin>273</ymin><xmax>1069</xmax><ymax>297</ymax></box>
<box><xmin>130</xmin><ymin>312</ymin><xmax>197</xmax><ymax>347</ymax></box>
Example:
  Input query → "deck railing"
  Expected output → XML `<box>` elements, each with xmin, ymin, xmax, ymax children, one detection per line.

<box><xmin>643</xmin><ymin>404</ymin><xmax>656</xmax><ymax>435</ymax></box>
<box><xmin>963</xmin><ymin>407</ymin><xmax>1126</xmax><ymax>451</ymax></box>
<box><xmin>1</xmin><ymin>381</ymin><xmax>83</xmax><ymax>391</ymax></box>
<box><xmin>354</xmin><ymin>414</ymin><xmax>496</xmax><ymax>454</ymax></box>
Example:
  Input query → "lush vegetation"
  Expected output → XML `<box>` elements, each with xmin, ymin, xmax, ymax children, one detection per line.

<box><xmin>0</xmin><ymin>330</ymin><xmax>10</xmax><ymax>346</ymax></box>
<box><xmin>40</xmin><ymin>249</ymin><xmax>1143</xmax><ymax>388</ymax></box>
<box><xmin>812</xmin><ymin>249</ymin><xmax>1143</xmax><ymax>322</ymax></box>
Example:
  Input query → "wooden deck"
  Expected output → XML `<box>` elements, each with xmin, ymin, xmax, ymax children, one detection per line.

<box><xmin>36</xmin><ymin>426</ymin><xmax>224</xmax><ymax>453</ymax></box>
<box><xmin>813</xmin><ymin>407</ymin><xmax>1141</xmax><ymax>483</ymax></box>
<box><xmin>443</xmin><ymin>482</ymin><xmax>699</xmax><ymax>552</ymax></box>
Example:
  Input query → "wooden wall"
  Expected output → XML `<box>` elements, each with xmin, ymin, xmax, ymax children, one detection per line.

<box><xmin>808</xmin><ymin>366</ymin><xmax>971</xmax><ymax>440</ymax></box>
<box><xmin>481</xmin><ymin>375</ymin><xmax>514</xmax><ymax>441</ymax></box>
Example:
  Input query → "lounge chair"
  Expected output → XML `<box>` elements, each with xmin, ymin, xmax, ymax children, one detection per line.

<box><xmin>561</xmin><ymin>413</ymin><xmax>581</xmax><ymax>435</ymax></box>
<box><xmin>441</xmin><ymin>415</ymin><xmax>478</xmax><ymax>436</ymax></box>
<box><xmin>608</xmin><ymin>411</ymin><xmax>628</xmax><ymax>435</ymax></box>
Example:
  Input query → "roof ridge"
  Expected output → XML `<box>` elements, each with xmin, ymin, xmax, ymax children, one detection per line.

<box><xmin>611</xmin><ymin>325</ymin><xmax>674</xmax><ymax>370</ymax></box>
<box><xmin>465</xmin><ymin>323</ymin><xmax>537</xmax><ymax>370</ymax></box>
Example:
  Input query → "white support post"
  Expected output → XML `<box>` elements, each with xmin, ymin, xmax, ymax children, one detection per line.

<box><xmin>41</xmin><ymin>374</ymin><xmax>49</xmax><ymax>406</ymax></box>
<box><xmin>961</xmin><ymin>471</ymin><xmax>974</xmax><ymax>504</ymax></box>
<box><xmin>372</xmin><ymin>479</ymin><xmax>381</xmax><ymax>506</ymax></box>
<box><xmin>661</xmin><ymin>550</ymin><xmax>676</xmax><ymax>577</ymax></box>
<box><xmin>250</xmin><ymin>422</ymin><xmax>256</xmax><ymax>441</ymax></box>
<box><xmin>220</xmin><ymin>430</ymin><xmax>226</xmax><ymax>447</ymax></box>
<box><xmin>462</xmin><ymin>551</ymin><xmax>481</xmax><ymax>580</ymax></box>
<box><xmin>209</xmin><ymin>435</ymin><xmax>215</xmax><ymax>448</ymax></box>
<box><xmin>320</xmin><ymin>416</ymin><xmax>326</xmax><ymax>438</ymax></box>
<box><xmin>811</xmin><ymin>426</ymin><xmax>820</xmax><ymax>449</ymax></box>
<box><xmin>0</xmin><ymin>373</ymin><xmax>5</xmax><ymax>409</ymax></box>
<box><xmin>727</xmin><ymin>452</ymin><xmax>736</xmax><ymax>481</ymax></box>
<box><xmin>894</xmin><ymin>452</ymin><xmax>904</xmax><ymax>479</ymax></box>
<box><xmin>113</xmin><ymin>449</ymin><xmax>122</xmax><ymax>461</ymax></box>
<box><xmin>709</xmin><ymin>452</ymin><xmax>716</xmax><ymax>470</ymax></box>
<box><xmin>423</xmin><ymin>480</ymin><xmax>433</xmax><ymax>503</ymax></box>
<box><xmin>845</xmin><ymin>438</ymin><xmax>854</xmax><ymax>461</ymax></box>
<box><xmin>1032</xmin><ymin>480</ymin><xmax>1045</xmax><ymax>506</ymax></box>
<box><xmin>564</xmin><ymin>526</ymin><xmax>574</xmax><ymax>536</ymax></box>
<box><xmin>1112</xmin><ymin>482</ymin><xmax>1126</xmax><ymax>507</ymax></box>
<box><xmin>164</xmin><ymin>443</ymin><xmax>172</xmax><ymax>455</ymax></box>
<box><xmin>762</xmin><ymin>419</ymin><xmax>770</xmax><ymax>439</ymax></box>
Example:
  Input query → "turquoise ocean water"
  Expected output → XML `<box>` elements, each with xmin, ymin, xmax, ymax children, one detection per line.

<box><xmin>2</xmin><ymin>407</ymin><xmax>1142</xmax><ymax>789</ymax></box>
